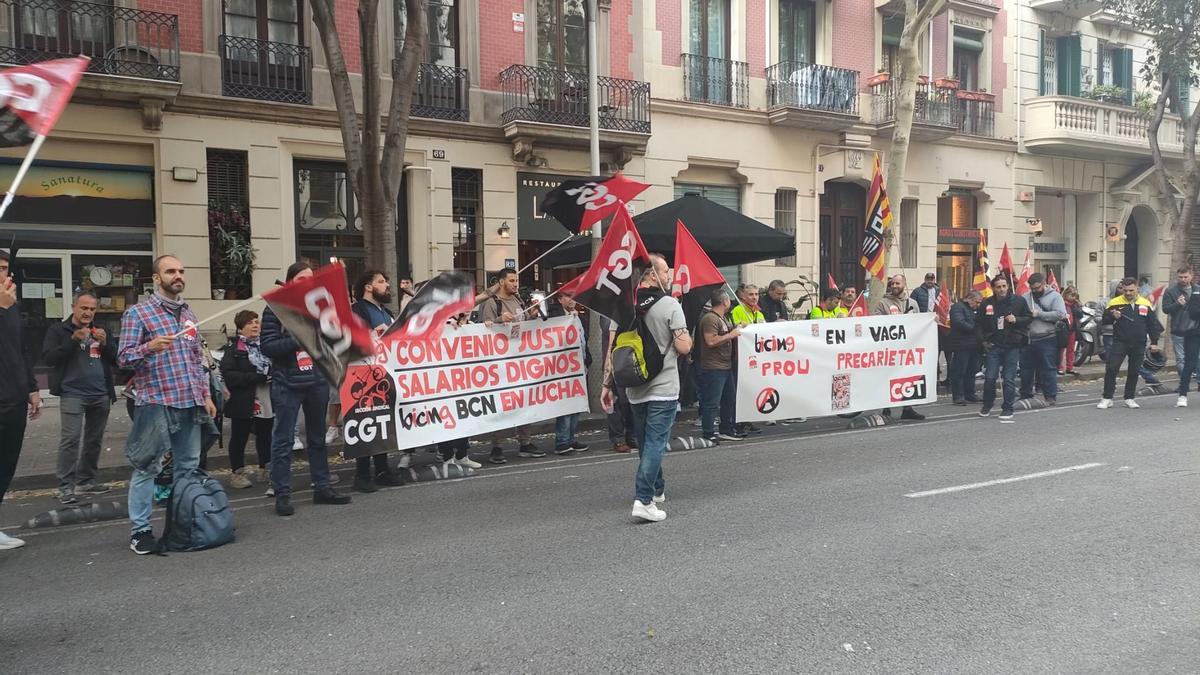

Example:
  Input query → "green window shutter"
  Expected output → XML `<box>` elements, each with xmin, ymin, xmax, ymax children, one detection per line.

<box><xmin>1056</xmin><ymin>35</ymin><xmax>1081</xmax><ymax>97</ymax></box>
<box><xmin>1120</xmin><ymin>48</ymin><xmax>1134</xmax><ymax>104</ymax></box>
<box><xmin>1038</xmin><ymin>29</ymin><xmax>1047</xmax><ymax>96</ymax></box>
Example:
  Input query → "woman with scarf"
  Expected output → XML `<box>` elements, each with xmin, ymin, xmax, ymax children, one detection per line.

<box><xmin>220</xmin><ymin>310</ymin><xmax>274</xmax><ymax>490</ymax></box>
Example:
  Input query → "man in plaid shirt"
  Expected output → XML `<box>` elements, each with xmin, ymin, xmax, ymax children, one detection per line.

<box><xmin>118</xmin><ymin>255</ymin><xmax>217</xmax><ymax>555</ymax></box>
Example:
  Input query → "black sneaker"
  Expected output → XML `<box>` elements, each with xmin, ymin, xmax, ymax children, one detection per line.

<box><xmin>900</xmin><ymin>407</ymin><xmax>926</xmax><ymax>421</ymax></box>
<box><xmin>739</xmin><ymin>423</ymin><xmax>763</xmax><ymax>435</ymax></box>
<box><xmin>704</xmin><ymin>435</ymin><xmax>722</xmax><ymax>446</ymax></box>
<box><xmin>518</xmin><ymin>444</ymin><xmax>546</xmax><ymax>458</ymax></box>
<box><xmin>489</xmin><ymin>448</ymin><xmax>507</xmax><ymax>465</ymax></box>
<box><xmin>1045</xmin><ymin>397</ymin><xmax>1057</xmax><ymax>407</ymax></box>
<box><xmin>313</xmin><ymin>487</ymin><xmax>351</xmax><ymax>505</ymax></box>
<box><xmin>554</xmin><ymin>444</ymin><xmax>574</xmax><ymax>455</ymax></box>
<box><xmin>76</xmin><ymin>482</ymin><xmax>111</xmax><ymax>495</ymax></box>
<box><xmin>130</xmin><ymin>530</ymin><xmax>158</xmax><ymax>555</ymax></box>
<box><xmin>375</xmin><ymin>471</ymin><xmax>404</xmax><ymax>487</ymax></box>
<box><xmin>979</xmin><ymin>406</ymin><xmax>992</xmax><ymax>417</ymax></box>
<box><xmin>275</xmin><ymin>495</ymin><xmax>295</xmax><ymax>516</ymax></box>
<box><xmin>352</xmin><ymin>475</ymin><xmax>378</xmax><ymax>493</ymax></box>
<box><xmin>998</xmin><ymin>411</ymin><xmax>1015</xmax><ymax>421</ymax></box>
<box><xmin>58</xmin><ymin>487</ymin><xmax>77</xmax><ymax>505</ymax></box>
<box><xmin>569</xmin><ymin>441</ymin><xmax>589</xmax><ymax>452</ymax></box>
<box><xmin>717</xmin><ymin>430</ymin><xmax>744</xmax><ymax>441</ymax></box>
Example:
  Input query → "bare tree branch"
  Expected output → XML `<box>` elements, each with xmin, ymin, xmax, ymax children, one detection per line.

<box><xmin>308</xmin><ymin>0</ymin><xmax>364</xmax><ymax>198</ymax></box>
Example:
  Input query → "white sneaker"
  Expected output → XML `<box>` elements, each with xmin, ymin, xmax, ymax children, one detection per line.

<box><xmin>631</xmin><ymin>500</ymin><xmax>666</xmax><ymax>522</ymax></box>
<box><xmin>0</xmin><ymin>530</ymin><xmax>26</xmax><ymax>550</ymax></box>
<box><xmin>455</xmin><ymin>456</ymin><xmax>482</xmax><ymax>469</ymax></box>
<box><xmin>1097</xmin><ymin>399</ymin><xmax>1114</xmax><ymax>409</ymax></box>
<box><xmin>292</xmin><ymin>435</ymin><xmax>304</xmax><ymax>451</ymax></box>
<box><xmin>324</xmin><ymin>427</ymin><xmax>340</xmax><ymax>444</ymax></box>
<box><xmin>1177</xmin><ymin>396</ymin><xmax>1188</xmax><ymax>408</ymax></box>
<box><xmin>1124</xmin><ymin>399</ymin><xmax>1140</xmax><ymax>409</ymax></box>
<box><xmin>652</xmin><ymin>492</ymin><xmax>666</xmax><ymax>505</ymax></box>
<box><xmin>398</xmin><ymin>453</ymin><xmax>412</xmax><ymax>469</ymax></box>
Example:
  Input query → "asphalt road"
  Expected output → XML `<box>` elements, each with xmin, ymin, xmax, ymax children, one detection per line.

<box><xmin>2</xmin><ymin>378</ymin><xmax>1198</xmax><ymax>673</ymax></box>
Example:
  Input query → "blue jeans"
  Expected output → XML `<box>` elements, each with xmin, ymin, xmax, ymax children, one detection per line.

<box><xmin>1019</xmin><ymin>336</ymin><xmax>1059</xmax><ymax>399</ymax></box>
<box><xmin>631</xmin><ymin>400</ymin><xmax>677</xmax><ymax>504</ymax></box>
<box><xmin>696</xmin><ymin>367</ymin><xmax>735</xmax><ymax>437</ymax></box>
<box><xmin>948</xmin><ymin>349</ymin><xmax>980</xmax><ymax>402</ymax></box>
<box><xmin>127</xmin><ymin>405</ymin><xmax>202</xmax><ymax>534</ymax></box>
<box><xmin>983</xmin><ymin>344</ymin><xmax>1021</xmax><ymax>413</ymax></box>
<box><xmin>1176</xmin><ymin>334</ymin><xmax>1200</xmax><ymax>396</ymax></box>
<box><xmin>555</xmin><ymin>413</ymin><xmax>579</xmax><ymax>448</ymax></box>
<box><xmin>1172</xmin><ymin>334</ymin><xmax>1185</xmax><ymax>377</ymax></box>
<box><xmin>270</xmin><ymin>380</ymin><xmax>332</xmax><ymax>496</ymax></box>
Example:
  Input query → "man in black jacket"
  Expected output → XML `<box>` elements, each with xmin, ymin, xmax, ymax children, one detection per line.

<box><xmin>348</xmin><ymin>269</ymin><xmax>405</xmax><ymax>492</ymax></box>
<box><xmin>1161</xmin><ymin>266</ymin><xmax>1200</xmax><ymax>405</ymax></box>
<box><xmin>42</xmin><ymin>291</ymin><xmax>116</xmax><ymax>504</ymax></box>
<box><xmin>947</xmin><ymin>290</ymin><xmax>982</xmax><ymax>404</ymax></box>
<box><xmin>1098</xmin><ymin>277</ymin><xmax>1163</xmax><ymax>409</ymax></box>
<box><xmin>976</xmin><ymin>275</ymin><xmax>1033</xmax><ymax>420</ymax></box>
<box><xmin>262</xmin><ymin>261</ymin><xmax>351</xmax><ymax>516</ymax></box>
<box><xmin>0</xmin><ymin>250</ymin><xmax>41</xmax><ymax>551</ymax></box>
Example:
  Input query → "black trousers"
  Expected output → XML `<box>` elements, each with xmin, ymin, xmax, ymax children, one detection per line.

<box><xmin>1103</xmin><ymin>341</ymin><xmax>1145</xmax><ymax>401</ymax></box>
<box><xmin>438</xmin><ymin>438</ymin><xmax>470</xmax><ymax>461</ymax></box>
<box><xmin>0</xmin><ymin>402</ymin><xmax>28</xmax><ymax>506</ymax></box>
<box><xmin>356</xmin><ymin>453</ymin><xmax>391</xmax><ymax>478</ymax></box>
<box><xmin>228</xmin><ymin>417</ymin><xmax>273</xmax><ymax>472</ymax></box>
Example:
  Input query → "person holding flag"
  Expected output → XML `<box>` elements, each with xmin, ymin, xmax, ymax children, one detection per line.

<box><xmin>808</xmin><ymin>289</ymin><xmax>847</xmax><ymax>319</ymax></box>
<box><xmin>0</xmin><ymin>251</ymin><xmax>41</xmax><ymax>552</ymax></box>
<box><xmin>839</xmin><ymin>285</ymin><xmax>860</xmax><ymax>313</ymax></box>
<box><xmin>873</xmin><ymin>275</ymin><xmax>926</xmax><ymax>421</ymax></box>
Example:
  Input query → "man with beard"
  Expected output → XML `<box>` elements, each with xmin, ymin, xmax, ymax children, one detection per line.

<box><xmin>760</xmin><ymin>280</ymin><xmax>790</xmax><ymax>322</ymax></box>
<box><xmin>118</xmin><ymin>255</ymin><xmax>217</xmax><ymax>554</ymax></box>
<box><xmin>349</xmin><ymin>270</ymin><xmax>406</xmax><ymax>492</ymax></box>
<box><xmin>977</xmin><ymin>275</ymin><xmax>1033</xmax><ymax>420</ymax></box>
<box><xmin>873</xmin><ymin>274</ymin><xmax>925</xmax><ymax>421</ymax></box>
<box><xmin>1019</xmin><ymin>273</ymin><xmax>1066</xmax><ymax>406</ymax></box>
<box><xmin>1161</xmin><ymin>266</ymin><xmax>1200</xmax><ymax>405</ymax></box>
<box><xmin>839</xmin><ymin>285</ymin><xmax>858</xmax><ymax>313</ymax></box>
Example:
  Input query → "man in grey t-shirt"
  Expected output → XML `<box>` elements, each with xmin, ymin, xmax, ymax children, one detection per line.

<box><xmin>478</xmin><ymin>267</ymin><xmax>543</xmax><ymax>464</ymax></box>
<box><xmin>604</xmin><ymin>253</ymin><xmax>691</xmax><ymax>523</ymax></box>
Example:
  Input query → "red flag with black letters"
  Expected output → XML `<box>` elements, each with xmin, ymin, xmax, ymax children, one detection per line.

<box><xmin>572</xmin><ymin>205</ymin><xmax>650</xmax><ymax>327</ymax></box>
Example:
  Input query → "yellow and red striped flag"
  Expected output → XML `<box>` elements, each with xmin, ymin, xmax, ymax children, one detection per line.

<box><xmin>972</xmin><ymin>228</ymin><xmax>992</xmax><ymax>298</ymax></box>
<box><xmin>860</xmin><ymin>154</ymin><xmax>891</xmax><ymax>281</ymax></box>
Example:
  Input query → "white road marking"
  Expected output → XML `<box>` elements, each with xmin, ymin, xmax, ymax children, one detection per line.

<box><xmin>903</xmin><ymin>462</ymin><xmax>1107</xmax><ymax>498</ymax></box>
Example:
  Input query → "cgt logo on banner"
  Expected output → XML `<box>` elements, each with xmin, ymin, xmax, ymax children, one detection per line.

<box><xmin>340</xmin><ymin>315</ymin><xmax>589</xmax><ymax>457</ymax></box>
<box><xmin>735</xmin><ymin>313</ymin><xmax>938</xmax><ymax>422</ymax></box>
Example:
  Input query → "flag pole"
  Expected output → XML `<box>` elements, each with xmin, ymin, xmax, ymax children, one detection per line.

<box><xmin>0</xmin><ymin>133</ymin><xmax>47</xmax><ymax>221</ymax></box>
<box><xmin>517</xmin><ymin>233</ymin><xmax>579</xmax><ymax>275</ymax></box>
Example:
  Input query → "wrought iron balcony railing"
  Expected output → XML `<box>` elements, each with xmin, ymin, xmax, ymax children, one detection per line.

<box><xmin>220</xmin><ymin>34</ymin><xmax>312</xmax><ymax>105</ymax></box>
<box><xmin>408</xmin><ymin>62</ymin><xmax>468</xmax><ymax>122</ymax></box>
<box><xmin>681</xmin><ymin>53</ymin><xmax>748</xmax><ymax>108</ymax></box>
<box><xmin>765</xmin><ymin>62</ymin><xmax>859</xmax><ymax>115</ymax></box>
<box><xmin>0</xmin><ymin>0</ymin><xmax>179</xmax><ymax>81</ymax></box>
<box><xmin>499</xmin><ymin>64</ymin><xmax>650</xmax><ymax>134</ymax></box>
<box><xmin>956</xmin><ymin>90</ymin><xmax>996</xmax><ymax>137</ymax></box>
<box><xmin>870</xmin><ymin>76</ymin><xmax>957</xmax><ymax>128</ymax></box>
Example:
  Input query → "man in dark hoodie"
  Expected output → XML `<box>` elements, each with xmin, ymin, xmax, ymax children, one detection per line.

<box><xmin>946</xmin><ymin>290</ymin><xmax>982</xmax><ymax>404</ymax></box>
<box><xmin>1098</xmin><ymin>277</ymin><xmax>1163</xmax><ymax>409</ymax></box>
<box><xmin>261</xmin><ymin>261</ymin><xmax>351</xmax><ymax>516</ymax></box>
<box><xmin>976</xmin><ymin>275</ymin><xmax>1033</xmax><ymax>420</ymax></box>
<box><xmin>1161</xmin><ymin>266</ymin><xmax>1200</xmax><ymax>406</ymax></box>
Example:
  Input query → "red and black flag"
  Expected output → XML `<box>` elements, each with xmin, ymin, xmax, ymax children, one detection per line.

<box><xmin>381</xmin><ymin>271</ymin><xmax>475</xmax><ymax>343</ymax></box>
<box><xmin>0</xmin><ymin>57</ymin><xmax>88</xmax><ymax>147</ymax></box>
<box><xmin>572</xmin><ymin>205</ymin><xmax>650</xmax><ymax>327</ymax></box>
<box><xmin>262</xmin><ymin>262</ymin><xmax>376</xmax><ymax>387</ymax></box>
<box><xmin>540</xmin><ymin>172</ymin><xmax>650</xmax><ymax>234</ymax></box>
<box><xmin>671</xmin><ymin>219</ymin><xmax>725</xmax><ymax>299</ymax></box>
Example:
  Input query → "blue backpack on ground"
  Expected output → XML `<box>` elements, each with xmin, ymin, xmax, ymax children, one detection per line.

<box><xmin>160</xmin><ymin>470</ymin><xmax>235</xmax><ymax>552</ymax></box>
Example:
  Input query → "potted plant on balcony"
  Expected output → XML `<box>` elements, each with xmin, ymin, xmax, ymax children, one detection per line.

<box><xmin>1133</xmin><ymin>90</ymin><xmax>1155</xmax><ymax>116</ymax></box>
<box><xmin>933</xmin><ymin>77</ymin><xmax>959</xmax><ymax>90</ymax></box>
<box><xmin>1083</xmin><ymin>84</ymin><xmax>1129</xmax><ymax>105</ymax></box>
<box><xmin>867</xmin><ymin>69</ymin><xmax>891</xmax><ymax>88</ymax></box>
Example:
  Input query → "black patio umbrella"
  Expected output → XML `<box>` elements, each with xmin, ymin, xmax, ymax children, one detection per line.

<box><xmin>543</xmin><ymin>193</ymin><xmax>796</xmax><ymax>268</ymax></box>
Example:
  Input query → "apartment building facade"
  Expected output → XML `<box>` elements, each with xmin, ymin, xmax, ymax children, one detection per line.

<box><xmin>0</xmin><ymin>0</ymin><xmax>1190</xmax><ymax>375</ymax></box>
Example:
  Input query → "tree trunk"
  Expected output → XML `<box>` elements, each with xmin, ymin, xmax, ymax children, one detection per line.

<box><xmin>871</xmin><ymin>0</ymin><xmax>946</xmax><ymax>303</ymax></box>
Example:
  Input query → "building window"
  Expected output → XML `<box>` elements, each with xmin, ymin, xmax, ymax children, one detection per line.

<box><xmin>881</xmin><ymin>14</ymin><xmax>902</xmax><ymax>74</ymax></box>
<box><xmin>207</xmin><ymin>150</ymin><xmax>253</xmax><ymax>300</ymax></box>
<box><xmin>1039</xmin><ymin>31</ymin><xmax>1056</xmax><ymax>95</ymax></box>
<box><xmin>1041</xmin><ymin>33</ymin><xmax>1081</xmax><ymax>97</ymax></box>
<box><xmin>689</xmin><ymin>0</ymin><xmax>729</xmax><ymax>59</ymax></box>
<box><xmin>224</xmin><ymin>0</ymin><xmax>302</xmax><ymax>46</ymax></box>
<box><xmin>294</xmin><ymin>161</ymin><xmax>367</xmax><ymax>283</ymax></box>
<box><xmin>952</xmin><ymin>27</ymin><xmax>983</xmax><ymax>91</ymax></box>
<box><xmin>779</xmin><ymin>0</ymin><xmax>815</xmax><ymax>65</ymax></box>
<box><xmin>395</xmin><ymin>0</ymin><xmax>458</xmax><ymax>66</ymax></box>
<box><xmin>899</xmin><ymin>198</ymin><xmax>917</xmax><ymax>268</ymax></box>
<box><xmin>537</xmin><ymin>0</ymin><xmax>587</xmax><ymax>72</ymax></box>
<box><xmin>452</xmin><ymin>168</ymin><xmax>483</xmax><ymax>287</ymax></box>
<box><xmin>774</xmin><ymin>189</ymin><xmax>798</xmax><ymax>267</ymax></box>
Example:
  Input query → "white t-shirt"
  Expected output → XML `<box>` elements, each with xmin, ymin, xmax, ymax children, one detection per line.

<box><xmin>627</xmin><ymin>295</ymin><xmax>688</xmax><ymax>405</ymax></box>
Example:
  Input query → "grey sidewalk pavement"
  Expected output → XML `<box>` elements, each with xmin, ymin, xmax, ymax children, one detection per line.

<box><xmin>5</xmin><ymin>355</ymin><xmax>1139</xmax><ymax>490</ymax></box>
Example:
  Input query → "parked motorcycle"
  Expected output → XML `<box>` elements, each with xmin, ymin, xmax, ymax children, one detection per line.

<box><xmin>1074</xmin><ymin>302</ymin><xmax>1101</xmax><ymax>367</ymax></box>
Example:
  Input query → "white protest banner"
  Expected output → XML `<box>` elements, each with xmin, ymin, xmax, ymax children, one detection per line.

<box><xmin>735</xmin><ymin>313</ymin><xmax>938</xmax><ymax>422</ymax></box>
<box><xmin>338</xmin><ymin>315</ymin><xmax>589</xmax><ymax>455</ymax></box>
